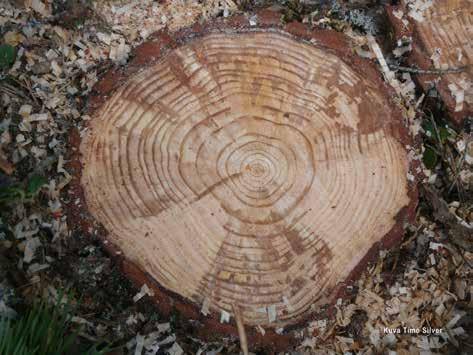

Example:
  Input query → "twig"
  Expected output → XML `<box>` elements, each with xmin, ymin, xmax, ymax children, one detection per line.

<box><xmin>429</xmin><ymin>114</ymin><xmax>445</xmax><ymax>157</ymax></box>
<box><xmin>426</xmin><ymin>113</ymin><xmax>460</xmax><ymax>196</ymax></box>
<box><xmin>232</xmin><ymin>303</ymin><xmax>249</xmax><ymax>355</ymax></box>
<box><xmin>389</xmin><ymin>64</ymin><xmax>468</xmax><ymax>75</ymax></box>
<box><xmin>448</xmin><ymin>135</ymin><xmax>472</xmax><ymax>195</ymax></box>
<box><xmin>0</xmin><ymin>82</ymin><xmax>28</xmax><ymax>100</ymax></box>
<box><xmin>78</xmin><ymin>331</ymin><xmax>99</xmax><ymax>342</ymax></box>
<box><xmin>17</xmin><ymin>77</ymin><xmax>40</xmax><ymax>107</ymax></box>
<box><xmin>391</xmin><ymin>251</ymin><xmax>399</xmax><ymax>272</ymax></box>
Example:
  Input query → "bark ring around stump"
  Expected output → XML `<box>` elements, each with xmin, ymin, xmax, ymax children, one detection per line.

<box><xmin>78</xmin><ymin>11</ymin><xmax>417</xmax><ymax>344</ymax></box>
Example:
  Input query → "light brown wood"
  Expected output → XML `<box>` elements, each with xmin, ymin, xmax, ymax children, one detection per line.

<box><xmin>81</xmin><ymin>31</ymin><xmax>411</xmax><ymax>327</ymax></box>
<box><xmin>232</xmin><ymin>303</ymin><xmax>249</xmax><ymax>355</ymax></box>
<box><xmin>409</xmin><ymin>0</ymin><xmax>472</xmax><ymax>115</ymax></box>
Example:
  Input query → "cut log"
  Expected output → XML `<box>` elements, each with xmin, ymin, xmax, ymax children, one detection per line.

<box><xmin>79</xmin><ymin>12</ymin><xmax>416</xmax><ymax>332</ymax></box>
<box><xmin>387</xmin><ymin>0</ymin><xmax>473</xmax><ymax>125</ymax></box>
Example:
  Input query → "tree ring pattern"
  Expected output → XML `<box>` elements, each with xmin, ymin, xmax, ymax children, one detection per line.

<box><xmin>81</xmin><ymin>31</ymin><xmax>411</xmax><ymax>326</ymax></box>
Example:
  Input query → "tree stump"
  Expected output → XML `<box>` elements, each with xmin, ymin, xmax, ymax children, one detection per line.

<box><xmin>388</xmin><ymin>0</ymin><xmax>472</xmax><ymax>125</ymax></box>
<box><xmin>79</xmin><ymin>12</ymin><xmax>416</xmax><ymax>332</ymax></box>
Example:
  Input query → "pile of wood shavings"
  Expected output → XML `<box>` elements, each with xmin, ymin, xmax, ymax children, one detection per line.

<box><xmin>296</xmin><ymin>225</ymin><xmax>472</xmax><ymax>354</ymax></box>
<box><xmin>0</xmin><ymin>1</ymin><xmax>238</xmax><ymax>353</ymax></box>
<box><xmin>93</xmin><ymin>0</ymin><xmax>238</xmax><ymax>41</ymax></box>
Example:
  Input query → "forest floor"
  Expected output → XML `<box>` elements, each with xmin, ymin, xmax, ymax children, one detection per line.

<box><xmin>0</xmin><ymin>1</ymin><xmax>472</xmax><ymax>354</ymax></box>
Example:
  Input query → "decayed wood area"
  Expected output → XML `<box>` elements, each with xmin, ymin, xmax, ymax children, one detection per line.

<box><xmin>388</xmin><ymin>0</ymin><xmax>473</xmax><ymax>125</ymax></box>
<box><xmin>80</xmin><ymin>27</ymin><xmax>414</xmax><ymax>329</ymax></box>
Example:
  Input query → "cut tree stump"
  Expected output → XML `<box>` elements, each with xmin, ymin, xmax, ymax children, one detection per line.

<box><xmin>77</xmin><ymin>11</ymin><xmax>417</xmax><ymax>340</ymax></box>
<box><xmin>387</xmin><ymin>0</ymin><xmax>472</xmax><ymax>125</ymax></box>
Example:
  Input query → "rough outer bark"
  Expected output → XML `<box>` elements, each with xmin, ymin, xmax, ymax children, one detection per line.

<box><xmin>71</xmin><ymin>9</ymin><xmax>418</xmax><ymax>348</ymax></box>
<box><xmin>387</xmin><ymin>0</ymin><xmax>473</xmax><ymax>126</ymax></box>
